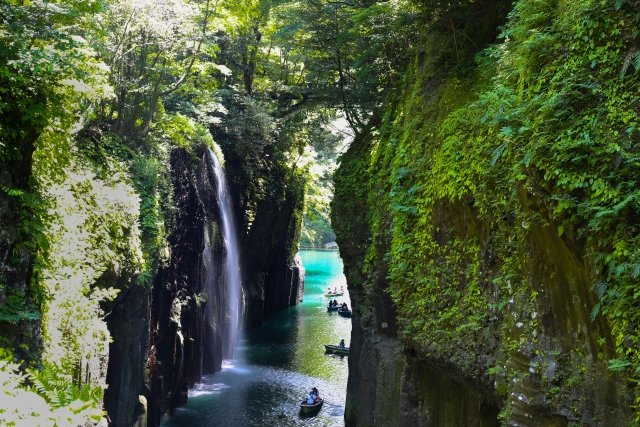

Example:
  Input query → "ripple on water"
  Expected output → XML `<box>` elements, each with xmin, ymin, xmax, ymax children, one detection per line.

<box><xmin>161</xmin><ymin>250</ymin><xmax>348</xmax><ymax>427</ymax></box>
<box><xmin>161</xmin><ymin>360</ymin><xmax>345</xmax><ymax>427</ymax></box>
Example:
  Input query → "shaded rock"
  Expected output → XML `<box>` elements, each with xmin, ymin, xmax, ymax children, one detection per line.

<box><xmin>0</xmin><ymin>115</ymin><xmax>42</xmax><ymax>364</ymax></box>
<box><xmin>104</xmin><ymin>282</ymin><xmax>150</xmax><ymax>427</ymax></box>
<box><xmin>146</xmin><ymin>147</ymin><xmax>218</xmax><ymax>426</ymax></box>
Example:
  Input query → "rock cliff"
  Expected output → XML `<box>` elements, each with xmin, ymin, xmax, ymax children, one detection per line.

<box><xmin>241</xmin><ymin>179</ymin><xmax>306</xmax><ymax>327</ymax></box>
<box><xmin>0</xmin><ymin>123</ymin><xmax>42</xmax><ymax>364</ymax></box>
<box><xmin>334</xmin><ymin>126</ymin><xmax>631</xmax><ymax>427</ymax></box>
<box><xmin>211</xmin><ymin>105</ymin><xmax>306</xmax><ymax>328</ymax></box>
<box><xmin>104</xmin><ymin>138</ymin><xmax>306</xmax><ymax>425</ymax></box>
<box><xmin>102</xmin><ymin>145</ymin><xmax>229</xmax><ymax>425</ymax></box>
<box><xmin>145</xmin><ymin>147</ymin><xmax>216</xmax><ymax>426</ymax></box>
<box><xmin>332</xmin><ymin>0</ymin><xmax>637</xmax><ymax>424</ymax></box>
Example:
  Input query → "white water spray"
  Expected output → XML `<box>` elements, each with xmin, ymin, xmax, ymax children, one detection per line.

<box><xmin>207</xmin><ymin>148</ymin><xmax>242</xmax><ymax>359</ymax></box>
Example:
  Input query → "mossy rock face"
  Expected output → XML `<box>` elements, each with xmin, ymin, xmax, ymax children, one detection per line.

<box><xmin>333</xmin><ymin>0</ymin><xmax>638</xmax><ymax>424</ymax></box>
<box><xmin>144</xmin><ymin>147</ymin><xmax>214</xmax><ymax>426</ymax></box>
<box><xmin>0</xmin><ymin>126</ymin><xmax>42</xmax><ymax>364</ymax></box>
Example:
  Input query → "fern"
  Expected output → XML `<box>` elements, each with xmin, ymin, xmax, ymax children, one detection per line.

<box><xmin>491</xmin><ymin>143</ymin><xmax>508</xmax><ymax>166</ymax></box>
<box><xmin>593</xmin><ymin>281</ymin><xmax>608</xmax><ymax>298</ymax></box>
<box><xmin>26</xmin><ymin>361</ymin><xmax>103</xmax><ymax>409</ymax></box>
<box><xmin>609</xmin><ymin>358</ymin><xmax>632</xmax><ymax>372</ymax></box>
<box><xmin>1</xmin><ymin>355</ymin><xmax>104</xmax><ymax>425</ymax></box>
<box><xmin>591</xmin><ymin>302</ymin><xmax>601</xmax><ymax>321</ymax></box>
<box><xmin>621</xmin><ymin>49</ymin><xmax>640</xmax><ymax>77</ymax></box>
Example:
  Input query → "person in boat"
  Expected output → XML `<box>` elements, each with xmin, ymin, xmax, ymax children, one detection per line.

<box><xmin>341</xmin><ymin>302</ymin><xmax>348</xmax><ymax>310</ymax></box>
<box><xmin>306</xmin><ymin>392</ymin><xmax>315</xmax><ymax>404</ymax></box>
<box><xmin>311</xmin><ymin>387</ymin><xmax>319</xmax><ymax>401</ymax></box>
<box><xmin>339</xmin><ymin>339</ymin><xmax>345</xmax><ymax>348</ymax></box>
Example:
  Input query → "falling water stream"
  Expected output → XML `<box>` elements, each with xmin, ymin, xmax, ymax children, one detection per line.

<box><xmin>207</xmin><ymin>148</ymin><xmax>242</xmax><ymax>358</ymax></box>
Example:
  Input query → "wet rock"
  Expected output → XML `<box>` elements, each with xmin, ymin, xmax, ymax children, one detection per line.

<box><xmin>146</xmin><ymin>147</ymin><xmax>218</xmax><ymax>426</ymax></box>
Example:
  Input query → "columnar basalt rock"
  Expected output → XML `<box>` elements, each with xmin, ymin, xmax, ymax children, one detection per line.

<box><xmin>104</xmin><ymin>146</ymin><xmax>224</xmax><ymax>427</ymax></box>
<box><xmin>104</xmin><ymin>279</ymin><xmax>151</xmax><ymax>427</ymax></box>
<box><xmin>146</xmin><ymin>147</ymin><xmax>218</xmax><ymax>426</ymax></box>
<box><xmin>332</xmin><ymin>1</ymin><xmax>635</xmax><ymax>422</ymax></box>
<box><xmin>104</xmin><ymin>141</ymin><xmax>306</xmax><ymax>426</ymax></box>
<box><xmin>242</xmin><ymin>188</ymin><xmax>306</xmax><ymax>326</ymax></box>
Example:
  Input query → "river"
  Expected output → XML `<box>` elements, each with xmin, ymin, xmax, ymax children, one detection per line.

<box><xmin>160</xmin><ymin>249</ymin><xmax>350</xmax><ymax>427</ymax></box>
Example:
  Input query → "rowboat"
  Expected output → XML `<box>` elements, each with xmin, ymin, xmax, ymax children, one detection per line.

<box><xmin>327</xmin><ymin>305</ymin><xmax>339</xmax><ymax>312</ymax></box>
<box><xmin>325</xmin><ymin>292</ymin><xmax>344</xmax><ymax>297</ymax></box>
<box><xmin>338</xmin><ymin>308</ymin><xmax>352</xmax><ymax>318</ymax></box>
<box><xmin>324</xmin><ymin>344</ymin><xmax>349</xmax><ymax>355</ymax></box>
<box><xmin>300</xmin><ymin>397</ymin><xmax>324</xmax><ymax>414</ymax></box>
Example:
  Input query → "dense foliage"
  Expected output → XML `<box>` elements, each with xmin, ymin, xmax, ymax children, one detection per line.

<box><xmin>0</xmin><ymin>0</ymin><xmax>356</xmax><ymax>422</ymax></box>
<box><xmin>3</xmin><ymin>0</ymin><xmax>640</xmax><ymax>423</ymax></box>
<box><xmin>335</xmin><ymin>0</ymin><xmax>640</xmax><ymax>421</ymax></box>
<box><xmin>0</xmin><ymin>349</ymin><xmax>103</xmax><ymax>426</ymax></box>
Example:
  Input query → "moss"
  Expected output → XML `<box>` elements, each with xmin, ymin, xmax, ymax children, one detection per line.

<box><xmin>334</xmin><ymin>0</ymin><xmax>639</xmax><ymax>422</ymax></box>
<box><xmin>331</xmin><ymin>127</ymin><xmax>375</xmax><ymax>293</ymax></box>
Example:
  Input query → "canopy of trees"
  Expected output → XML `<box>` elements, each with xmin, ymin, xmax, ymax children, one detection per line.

<box><xmin>1</xmin><ymin>0</ymin><xmax>640</xmax><ymax>424</ymax></box>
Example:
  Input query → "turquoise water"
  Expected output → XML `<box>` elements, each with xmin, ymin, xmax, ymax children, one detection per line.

<box><xmin>160</xmin><ymin>250</ymin><xmax>350</xmax><ymax>427</ymax></box>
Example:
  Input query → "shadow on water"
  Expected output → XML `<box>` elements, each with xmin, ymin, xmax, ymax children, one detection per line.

<box><xmin>161</xmin><ymin>250</ymin><xmax>350</xmax><ymax>427</ymax></box>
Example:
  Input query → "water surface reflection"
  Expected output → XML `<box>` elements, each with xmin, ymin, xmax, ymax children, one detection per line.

<box><xmin>161</xmin><ymin>250</ymin><xmax>350</xmax><ymax>427</ymax></box>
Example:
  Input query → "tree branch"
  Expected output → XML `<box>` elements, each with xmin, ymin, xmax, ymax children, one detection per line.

<box><xmin>160</xmin><ymin>0</ymin><xmax>217</xmax><ymax>96</ymax></box>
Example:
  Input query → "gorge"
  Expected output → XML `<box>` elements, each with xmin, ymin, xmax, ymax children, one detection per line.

<box><xmin>1</xmin><ymin>0</ymin><xmax>640</xmax><ymax>426</ymax></box>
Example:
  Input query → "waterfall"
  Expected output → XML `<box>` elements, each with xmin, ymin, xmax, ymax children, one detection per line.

<box><xmin>206</xmin><ymin>148</ymin><xmax>242</xmax><ymax>360</ymax></box>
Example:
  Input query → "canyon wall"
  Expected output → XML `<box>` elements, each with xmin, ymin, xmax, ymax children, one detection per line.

<box><xmin>104</xmin><ymin>137</ymin><xmax>305</xmax><ymax>425</ymax></box>
<box><xmin>104</xmin><ymin>147</ymin><xmax>219</xmax><ymax>426</ymax></box>
<box><xmin>333</xmin><ymin>0</ymin><xmax>638</xmax><ymax>424</ymax></box>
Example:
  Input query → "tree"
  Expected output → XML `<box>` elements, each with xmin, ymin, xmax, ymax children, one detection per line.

<box><xmin>0</xmin><ymin>0</ymin><xmax>110</xmax><ymax>362</ymax></box>
<box><xmin>101</xmin><ymin>0</ymin><xmax>216</xmax><ymax>138</ymax></box>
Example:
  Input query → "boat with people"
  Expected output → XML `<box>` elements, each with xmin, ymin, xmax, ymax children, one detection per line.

<box><xmin>300</xmin><ymin>387</ymin><xmax>323</xmax><ymax>414</ymax></box>
<box><xmin>325</xmin><ymin>292</ymin><xmax>343</xmax><ymax>297</ymax></box>
<box><xmin>324</xmin><ymin>344</ymin><xmax>349</xmax><ymax>355</ymax></box>
<box><xmin>338</xmin><ymin>307</ymin><xmax>351</xmax><ymax>318</ymax></box>
<box><xmin>300</xmin><ymin>397</ymin><xmax>324</xmax><ymax>414</ymax></box>
<box><xmin>325</xmin><ymin>286</ymin><xmax>345</xmax><ymax>297</ymax></box>
<box><xmin>327</xmin><ymin>299</ymin><xmax>341</xmax><ymax>311</ymax></box>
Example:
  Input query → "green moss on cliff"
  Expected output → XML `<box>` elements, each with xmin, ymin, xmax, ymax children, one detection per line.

<box><xmin>335</xmin><ymin>0</ymin><xmax>640</xmax><ymax>421</ymax></box>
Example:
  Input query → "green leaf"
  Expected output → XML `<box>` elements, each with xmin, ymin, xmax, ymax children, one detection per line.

<box><xmin>608</xmin><ymin>358</ymin><xmax>631</xmax><ymax>372</ymax></box>
<box><xmin>491</xmin><ymin>143</ymin><xmax>507</xmax><ymax>166</ymax></box>
<box><xmin>499</xmin><ymin>126</ymin><xmax>513</xmax><ymax>138</ymax></box>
